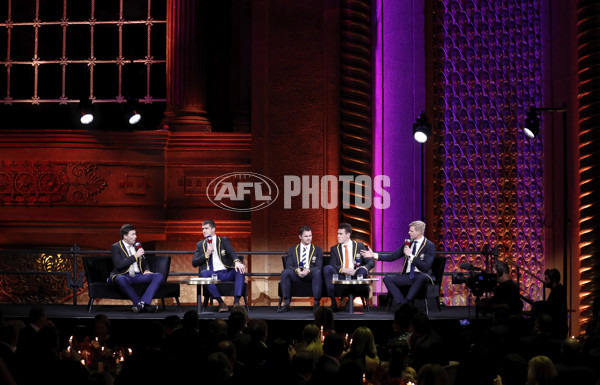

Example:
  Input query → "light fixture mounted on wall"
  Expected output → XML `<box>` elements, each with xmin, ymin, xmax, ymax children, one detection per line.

<box><xmin>413</xmin><ymin>111</ymin><xmax>431</xmax><ymax>143</ymax></box>
<box><xmin>79</xmin><ymin>98</ymin><xmax>94</xmax><ymax>125</ymax></box>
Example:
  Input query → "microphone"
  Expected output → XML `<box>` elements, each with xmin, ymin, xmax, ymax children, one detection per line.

<box><xmin>133</xmin><ymin>241</ymin><xmax>142</xmax><ymax>251</ymax></box>
<box><xmin>404</xmin><ymin>238</ymin><xmax>411</xmax><ymax>247</ymax></box>
<box><xmin>207</xmin><ymin>235</ymin><xmax>213</xmax><ymax>244</ymax></box>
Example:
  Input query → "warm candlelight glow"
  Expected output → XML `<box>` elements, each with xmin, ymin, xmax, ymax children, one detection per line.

<box><xmin>128</xmin><ymin>348</ymin><xmax>133</xmax><ymax>355</ymax></box>
<box><xmin>80</xmin><ymin>359</ymin><xmax>85</xmax><ymax>365</ymax></box>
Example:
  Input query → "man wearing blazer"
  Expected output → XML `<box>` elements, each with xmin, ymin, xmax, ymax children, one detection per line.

<box><xmin>323</xmin><ymin>222</ymin><xmax>375</xmax><ymax>312</ymax></box>
<box><xmin>361</xmin><ymin>220</ymin><xmax>436</xmax><ymax>309</ymax></box>
<box><xmin>110</xmin><ymin>224</ymin><xmax>163</xmax><ymax>313</ymax></box>
<box><xmin>278</xmin><ymin>225</ymin><xmax>324</xmax><ymax>312</ymax></box>
<box><xmin>192</xmin><ymin>219</ymin><xmax>246</xmax><ymax>312</ymax></box>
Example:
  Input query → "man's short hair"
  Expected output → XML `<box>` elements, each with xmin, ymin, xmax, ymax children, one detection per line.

<box><xmin>299</xmin><ymin>225</ymin><xmax>312</xmax><ymax>235</ymax></box>
<box><xmin>494</xmin><ymin>260</ymin><xmax>510</xmax><ymax>278</ymax></box>
<box><xmin>338</xmin><ymin>222</ymin><xmax>352</xmax><ymax>235</ymax></box>
<box><xmin>544</xmin><ymin>268</ymin><xmax>561</xmax><ymax>284</ymax></box>
<box><xmin>120</xmin><ymin>224</ymin><xmax>135</xmax><ymax>238</ymax></box>
<box><xmin>409</xmin><ymin>221</ymin><xmax>426</xmax><ymax>233</ymax></box>
<box><xmin>203</xmin><ymin>219</ymin><xmax>216</xmax><ymax>229</ymax></box>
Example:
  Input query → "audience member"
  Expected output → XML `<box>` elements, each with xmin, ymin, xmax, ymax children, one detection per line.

<box><xmin>554</xmin><ymin>337</ymin><xmax>595</xmax><ymax>384</ymax></box>
<box><xmin>417</xmin><ymin>363</ymin><xmax>448</xmax><ymax>385</ymax></box>
<box><xmin>342</xmin><ymin>326</ymin><xmax>379</xmax><ymax>380</ymax></box>
<box><xmin>294</xmin><ymin>324</ymin><xmax>323</xmax><ymax>363</ymax></box>
<box><xmin>313</xmin><ymin>305</ymin><xmax>336</xmax><ymax>338</ymax></box>
<box><xmin>311</xmin><ymin>332</ymin><xmax>344</xmax><ymax>385</ymax></box>
<box><xmin>526</xmin><ymin>355</ymin><xmax>557</xmax><ymax>385</ymax></box>
<box><xmin>493</xmin><ymin>353</ymin><xmax>528</xmax><ymax>385</ymax></box>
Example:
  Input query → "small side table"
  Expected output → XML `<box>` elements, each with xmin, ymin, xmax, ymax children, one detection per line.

<box><xmin>180</xmin><ymin>277</ymin><xmax>220</xmax><ymax>314</ymax></box>
<box><xmin>330</xmin><ymin>277</ymin><xmax>378</xmax><ymax>313</ymax></box>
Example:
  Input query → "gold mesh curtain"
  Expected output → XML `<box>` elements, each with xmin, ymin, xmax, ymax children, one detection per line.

<box><xmin>431</xmin><ymin>0</ymin><xmax>545</xmax><ymax>306</ymax></box>
<box><xmin>0</xmin><ymin>0</ymin><xmax>166</xmax><ymax>127</ymax></box>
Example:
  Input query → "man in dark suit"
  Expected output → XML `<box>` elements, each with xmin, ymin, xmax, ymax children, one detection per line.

<box><xmin>323</xmin><ymin>222</ymin><xmax>375</xmax><ymax>312</ymax></box>
<box><xmin>279</xmin><ymin>225</ymin><xmax>324</xmax><ymax>312</ymax></box>
<box><xmin>192</xmin><ymin>219</ymin><xmax>246</xmax><ymax>312</ymax></box>
<box><xmin>361</xmin><ymin>220</ymin><xmax>435</xmax><ymax>308</ymax></box>
<box><xmin>110</xmin><ymin>224</ymin><xmax>163</xmax><ymax>313</ymax></box>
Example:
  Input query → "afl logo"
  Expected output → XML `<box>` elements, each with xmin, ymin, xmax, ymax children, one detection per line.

<box><xmin>206</xmin><ymin>172</ymin><xmax>279</xmax><ymax>212</ymax></box>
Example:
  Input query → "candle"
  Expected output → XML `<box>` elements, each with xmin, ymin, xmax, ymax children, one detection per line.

<box><xmin>69</xmin><ymin>335</ymin><xmax>73</xmax><ymax>346</ymax></box>
<box><xmin>80</xmin><ymin>359</ymin><xmax>85</xmax><ymax>366</ymax></box>
<box><xmin>67</xmin><ymin>346</ymin><xmax>71</xmax><ymax>353</ymax></box>
<box><xmin>128</xmin><ymin>348</ymin><xmax>133</xmax><ymax>355</ymax></box>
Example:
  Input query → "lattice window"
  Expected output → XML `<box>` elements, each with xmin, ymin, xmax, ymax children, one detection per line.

<box><xmin>0</xmin><ymin>0</ymin><xmax>166</xmax><ymax>129</ymax></box>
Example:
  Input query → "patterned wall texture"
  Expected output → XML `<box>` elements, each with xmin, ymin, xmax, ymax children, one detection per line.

<box><xmin>431</xmin><ymin>0</ymin><xmax>545</xmax><ymax>306</ymax></box>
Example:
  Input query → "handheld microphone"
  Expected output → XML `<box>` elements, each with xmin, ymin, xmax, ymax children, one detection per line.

<box><xmin>207</xmin><ymin>235</ymin><xmax>213</xmax><ymax>244</ymax></box>
<box><xmin>134</xmin><ymin>241</ymin><xmax>142</xmax><ymax>251</ymax></box>
<box><xmin>404</xmin><ymin>238</ymin><xmax>411</xmax><ymax>247</ymax></box>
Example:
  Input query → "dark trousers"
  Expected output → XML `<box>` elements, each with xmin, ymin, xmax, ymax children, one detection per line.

<box><xmin>323</xmin><ymin>264</ymin><xmax>369</xmax><ymax>297</ymax></box>
<box><xmin>383</xmin><ymin>272</ymin><xmax>431</xmax><ymax>305</ymax></box>
<box><xmin>115</xmin><ymin>272</ymin><xmax>164</xmax><ymax>306</ymax></box>
<box><xmin>200</xmin><ymin>268</ymin><xmax>245</xmax><ymax>298</ymax></box>
<box><xmin>280</xmin><ymin>268</ymin><xmax>322</xmax><ymax>300</ymax></box>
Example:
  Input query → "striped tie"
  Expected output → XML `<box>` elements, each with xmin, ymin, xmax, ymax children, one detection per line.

<box><xmin>301</xmin><ymin>247</ymin><xmax>307</xmax><ymax>267</ymax></box>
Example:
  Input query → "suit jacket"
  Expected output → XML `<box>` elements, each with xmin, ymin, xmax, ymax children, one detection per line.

<box><xmin>328</xmin><ymin>240</ymin><xmax>374</xmax><ymax>274</ymax></box>
<box><xmin>192</xmin><ymin>236</ymin><xmax>241</xmax><ymax>273</ymax></box>
<box><xmin>110</xmin><ymin>240</ymin><xmax>151</xmax><ymax>281</ymax></box>
<box><xmin>284</xmin><ymin>244</ymin><xmax>323</xmax><ymax>273</ymax></box>
<box><xmin>379</xmin><ymin>238</ymin><xmax>436</xmax><ymax>282</ymax></box>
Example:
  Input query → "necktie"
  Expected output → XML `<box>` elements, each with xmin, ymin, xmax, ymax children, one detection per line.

<box><xmin>344</xmin><ymin>245</ymin><xmax>349</xmax><ymax>269</ymax></box>
<box><xmin>409</xmin><ymin>242</ymin><xmax>417</xmax><ymax>279</ymax></box>
<box><xmin>301</xmin><ymin>247</ymin><xmax>307</xmax><ymax>267</ymax></box>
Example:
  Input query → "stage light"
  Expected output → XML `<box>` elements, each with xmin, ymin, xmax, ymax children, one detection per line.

<box><xmin>413</xmin><ymin>111</ymin><xmax>431</xmax><ymax>143</ymax></box>
<box><xmin>79</xmin><ymin>98</ymin><xmax>94</xmax><ymax>125</ymax></box>
<box><xmin>128</xmin><ymin>110</ymin><xmax>141</xmax><ymax>125</ymax></box>
<box><xmin>125</xmin><ymin>99</ymin><xmax>142</xmax><ymax>125</ymax></box>
<box><xmin>523</xmin><ymin>107</ymin><xmax>540</xmax><ymax>138</ymax></box>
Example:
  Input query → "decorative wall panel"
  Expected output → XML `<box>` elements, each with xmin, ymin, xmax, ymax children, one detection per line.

<box><xmin>432</xmin><ymin>0</ymin><xmax>544</xmax><ymax>306</ymax></box>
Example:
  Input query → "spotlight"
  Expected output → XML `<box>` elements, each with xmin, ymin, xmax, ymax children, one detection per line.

<box><xmin>79</xmin><ymin>98</ymin><xmax>94</xmax><ymax>125</ymax></box>
<box><xmin>128</xmin><ymin>110</ymin><xmax>141</xmax><ymax>125</ymax></box>
<box><xmin>523</xmin><ymin>107</ymin><xmax>540</xmax><ymax>138</ymax></box>
<box><xmin>413</xmin><ymin>111</ymin><xmax>431</xmax><ymax>143</ymax></box>
<box><xmin>125</xmin><ymin>100</ymin><xmax>142</xmax><ymax>125</ymax></box>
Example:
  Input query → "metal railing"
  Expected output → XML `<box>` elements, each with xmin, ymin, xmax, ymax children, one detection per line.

<box><xmin>0</xmin><ymin>243</ymin><xmax>541</xmax><ymax>306</ymax></box>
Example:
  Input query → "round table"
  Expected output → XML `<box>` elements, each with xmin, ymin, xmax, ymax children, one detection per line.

<box><xmin>330</xmin><ymin>277</ymin><xmax>378</xmax><ymax>313</ymax></box>
<box><xmin>180</xmin><ymin>277</ymin><xmax>220</xmax><ymax>313</ymax></box>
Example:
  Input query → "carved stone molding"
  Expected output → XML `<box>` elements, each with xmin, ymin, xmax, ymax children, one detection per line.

<box><xmin>0</xmin><ymin>161</ymin><xmax>107</xmax><ymax>206</ymax></box>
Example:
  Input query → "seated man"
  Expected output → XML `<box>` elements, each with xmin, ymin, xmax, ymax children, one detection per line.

<box><xmin>532</xmin><ymin>268</ymin><xmax>568</xmax><ymax>339</ymax></box>
<box><xmin>477</xmin><ymin>260</ymin><xmax>523</xmax><ymax>316</ymax></box>
<box><xmin>279</xmin><ymin>225</ymin><xmax>324</xmax><ymax>312</ymax></box>
<box><xmin>361</xmin><ymin>220</ymin><xmax>435</xmax><ymax>309</ymax></box>
<box><xmin>323</xmin><ymin>222</ymin><xmax>374</xmax><ymax>312</ymax></box>
<box><xmin>110</xmin><ymin>224</ymin><xmax>163</xmax><ymax>313</ymax></box>
<box><xmin>192</xmin><ymin>219</ymin><xmax>246</xmax><ymax>312</ymax></box>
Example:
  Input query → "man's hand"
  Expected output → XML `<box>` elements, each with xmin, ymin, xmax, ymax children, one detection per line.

<box><xmin>143</xmin><ymin>271</ymin><xmax>153</xmax><ymax>275</ymax></box>
<box><xmin>341</xmin><ymin>267</ymin><xmax>356</xmax><ymax>276</ymax></box>
<box><xmin>360</xmin><ymin>246</ymin><xmax>375</xmax><ymax>259</ymax></box>
<box><xmin>235</xmin><ymin>261</ymin><xmax>246</xmax><ymax>274</ymax></box>
<box><xmin>403</xmin><ymin>245</ymin><xmax>412</xmax><ymax>257</ymax></box>
<box><xmin>135</xmin><ymin>248</ymin><xmax>145</xmax><ymax>258</ymax></box>
<box><xmin>297</xmin><ymin>268</ymin><xmax>309</xmax><ymax>278</ymax></box>
<box><xmin>205</xmin><ymin>243</ymin><xmax>214</xmax><ymax>258</ymax></box>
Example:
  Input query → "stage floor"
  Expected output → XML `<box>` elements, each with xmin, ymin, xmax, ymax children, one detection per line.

<box><xmin>0</xmin><ymin>302</ymin><xmax>483</xmax><ymax>322</ymax></box>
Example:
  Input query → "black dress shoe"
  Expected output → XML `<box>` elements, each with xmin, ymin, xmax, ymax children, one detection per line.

<box><xmin>145</xmin><ymin>304</ymin><xmax>159</xmax><ymax>313</ymax></box>
<box><xmin>278</xmin><ymin>305</ymin><xmax>291</xmax><ymax>313</ymax></box>
<box><xmin>132</xmin><ymin>302</ymin><xmax>144</xmax><ymax>313</ymax></box>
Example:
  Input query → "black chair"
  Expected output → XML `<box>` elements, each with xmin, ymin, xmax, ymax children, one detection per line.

<box><xmin>202</xmin><ymin>281</ymin><xmax>250</xmax><ymax>312</ymax></box>
<box><xmin>385</xmin><ymin>255</ymin><xmax>447</xmax><ymax>315</ymax></box>
<box><xmin>277</xmin><ymin>255</ymin><xmax>318</xmax><ymax>311</ymax></box>
<box><xmin>83</xmin><ymin>255</ymin><xmax>181</xmax><ymax>313</ymax></box>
